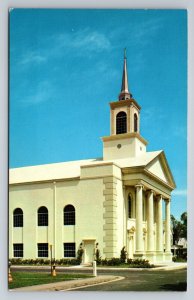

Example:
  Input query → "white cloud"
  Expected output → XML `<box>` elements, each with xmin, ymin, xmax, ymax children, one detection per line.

<box><xmin>131</xmin><ymin>17</ymin><xmax>164</xmax><ymax>46</ymax></box>
<box><xmin>16</xmin><ymin>28</ymin><xmax>111</xmax><ymax>67</ymax></box>
<box><xmin>19</xmin><ymin>51</ymin><xmax>47</xmax><ymax>65</ymax></box>
<box><xmin>172</xmin><ymin>189</ymin><xmax>187</xmax><ymax>196</ymax></box>
<box><xmin>55</xmin><ymin>28</ymin><xmax>111</xmax><ymax>54</ymax></box>
<box><xmin>142</xmin><ymin>107</ymin><xmax>166</xmax><ymax>123</ymax></box>
<box><xmin>15</xmin><ymin>18</ymin><xmax>162</xmax><ymax>68</ymax></box>
<box><xmin>20</xmin><ymin>81</ymin><xmax>54</xmax><ymax>106</ymax></box>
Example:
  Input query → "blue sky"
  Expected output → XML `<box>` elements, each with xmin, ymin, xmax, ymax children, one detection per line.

<box><xmin>9</xmin><ymin>9</ymin><xmax>187</xmax><ymax>219</ymax></box>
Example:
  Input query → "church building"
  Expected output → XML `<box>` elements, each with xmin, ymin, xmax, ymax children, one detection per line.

<box><xmin>9</xmin><ymin>52</ymin><xmax>176</xmax><ymax>263</ymax></box>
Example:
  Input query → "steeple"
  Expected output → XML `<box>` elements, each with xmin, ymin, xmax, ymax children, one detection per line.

<box><xmin>102</xmin><ymin>50</ymin><xmax>148</xmax><ymax>161</ymax></box>
<box><xmin>118</xmin><ymin>48</ymin><xmax>132</xmax><ymax>101</ymax></box>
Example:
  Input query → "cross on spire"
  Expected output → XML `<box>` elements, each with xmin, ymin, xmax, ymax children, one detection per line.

<box><xmin>118</xmin><ymin>48</ymin><xmax>132</xmax><ymax>101</ymax></box>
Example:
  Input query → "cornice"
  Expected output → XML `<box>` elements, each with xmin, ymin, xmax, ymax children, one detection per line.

<box><xmin>102</xmin><ymin>132</ymin><xmax>148</xmax><ymax>145</ymax></box>
<box><xmin>143</xmin><ymin>169</ymin><xmax>175</xmax><ymax>190</ymax></box>
<box><xmin>9</xmin><ymin>176</ymin><xmax>80</xmax><ymax>187</ymax></box>
<box><xmin>109</xmin><ymin>98</ymin><xmax>141</xmax><ymax>110</ymax></box>
<box><xmin>122</xmin><ymin>166</ymin><xmax>175</xmax><ymax>191</ymax></box>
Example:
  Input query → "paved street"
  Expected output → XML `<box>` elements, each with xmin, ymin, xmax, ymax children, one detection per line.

<box><xmin>73</xmin><ymin>268</ymin><xmax>187</xmax><ymax>291</ymax></box>
<box><xmin>12</xmin><ymin>266</ymin><xmax>187</xmax><ymax>291</ymax></box>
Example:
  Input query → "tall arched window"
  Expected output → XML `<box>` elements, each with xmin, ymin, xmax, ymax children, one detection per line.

<box><xmin>13</xmin><ymin>208</ymin><xmax>23</xmax><ymax>227</ymax></box>
<box><xmin>134</xmin><ymin>113</ymin><xmax>138</xmax><ymax>132</ymax></box>
<box><xmin>38</xmin><ymin>206</ymin><xmax>48</xmax><ymax>226</ymax></box>
<box><xmin>64</xmin><ymin>205</ymin><xmax>75</xmax><ymax>225</ymax></box>
<box><xmin>128</xmin><ymin>195</ymin><xmax>132</xmax><ymax>219</ymax></box>
<box><xmin>116</xmin><ymin>111</ymin><xmax>127</xmax><ymax>134</ymax></box>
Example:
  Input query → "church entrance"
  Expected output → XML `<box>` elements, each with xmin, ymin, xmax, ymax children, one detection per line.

<box><xmin>83</xmin><ymin>239</ymin><xmax>95</xmax><ymax>263</ymax></box>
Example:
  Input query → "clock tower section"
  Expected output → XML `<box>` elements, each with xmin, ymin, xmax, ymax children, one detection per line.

<box><xmin>102</xmin><ymin>51</ymin><xmax>148</xmax><ymax>161</ymax></box>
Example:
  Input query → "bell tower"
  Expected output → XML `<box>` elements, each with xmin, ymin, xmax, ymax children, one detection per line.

<box><xmin>102</xmin><ymin>50</ymin><xmax>148</xmax><ymax>161</ymax></box>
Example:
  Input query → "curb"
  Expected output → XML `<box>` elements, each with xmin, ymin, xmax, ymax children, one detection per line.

<box><xmin>62</xmin><ymin>276</ymin><xmax>124</xmax><ymax>291</ymax></box>
<box><xmin>11</xmin><ymin>275</ymin><xmax>124</xmax><ymax>292</ymax></box>
<box><xmin>12</xmin><ymin>263</ymin><xmax>187</xmax><ymax>272</ymax></box>
<box><xmin>151</xmin><ymin>264</ymin><xmax>187</xmax><ymax>271</ymax></box>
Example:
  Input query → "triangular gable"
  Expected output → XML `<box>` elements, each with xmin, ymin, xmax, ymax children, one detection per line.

<box><xmin>146</xmin><ymin>151</ymin><xmax>176</xmax><ymax>189</ymax></box>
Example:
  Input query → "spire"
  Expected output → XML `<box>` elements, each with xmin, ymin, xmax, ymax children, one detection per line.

<box><xmin>118</xmin><ymin>48</ymin><xmax>132</xmax><ymax>101</ymax></box>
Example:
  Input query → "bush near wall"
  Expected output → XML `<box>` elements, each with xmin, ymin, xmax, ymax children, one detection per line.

<box><xmin>127</xmin><ymin>258</ymin><xmax>154</xmax><ymax>268</ymax></box>
<box><xmin>10</xmin><ymin>257</ymin><xmax>154</xmax><ymax>268</ymax></box>
<box><xmin>97</xmin><ymin>258</ymin><xmax>154</xmax><ymax>268</ymax></box>
<box><xmin>172</xmin><ymin>256</ymin><xmax>187</xmax><ymax>263</ymax></box>
<box><xmin>9</xmin><ymin>258</ymin><xmax>80</xmax><ymax>266</ymax></box>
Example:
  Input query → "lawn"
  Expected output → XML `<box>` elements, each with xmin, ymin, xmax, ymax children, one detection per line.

<box><xmin>8</xmin><ymin>271</ymin><xmax>92</xmax><ymax>289</ymax></box>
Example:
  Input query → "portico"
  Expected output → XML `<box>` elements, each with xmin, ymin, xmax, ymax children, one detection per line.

<box><xmin>124</xmin><ymin>180</ymin><xmax>173</xmax><ymax>262</ymax></box>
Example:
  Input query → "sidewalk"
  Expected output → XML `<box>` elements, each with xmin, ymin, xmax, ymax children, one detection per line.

<box><xmin>151</xmin><ymin>262</ymin><xmax>187</xmax><ymax>271</ymax></box>
<box><xmin>11</xmin><ymin>275</ymin><xmax>123</xmax><ymax>292</ymax></box>
<box><xmin>12</xmin><ymin>262</ymin><xmax>187</xmax><ymax>272</ymax></box>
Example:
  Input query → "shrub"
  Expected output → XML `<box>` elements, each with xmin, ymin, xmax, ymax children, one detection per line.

<box><xmin>127</xmin><ymin>259</ymin><xmax>154</xmax><ymax>268</ymax></box>
<box><xmin>95</xmin><ymin>248</ymin><xmax>102</xmax><ymax>265</ymax></box>
<box><xmin>9</xmin><ymin>257</ymin><xmax>154</xmax><ymax>268</ymax></box>
<box><xmin>100</xmin><ymin>258</ymin><xmax>108</xmax><ymax>265</ymax></box>
<box><xmin>172</xmin><ymin>256</ymin><xmax>187</xmax><ymax>263</ymax></box>
<box><xmin>77</xmin><ymin>244</ymin><xmax>84</xmax><ymax>264</ymax></box>
<box><xmin>127</xmin><ymin>258</ymin><xmax>133</xmax><ymax>264</ymax></box>
<box><xmin>9</xmin><ymin>258</ymin><xmax>51</xmax><ymax>265</ymax></box>
<box><xmin>107</xmin><ymin>258</ymin><xmax>121</xmax><ymax>266</ymax></box>
<box><xmin>120</xmin><ymin>247</ymin><xmax>127</xmax><ymax>263</ymax></box>
<box><xmin>98</xmin><ymin>257</ymin><xmax>154</xmax><ymax>268</ymax></box>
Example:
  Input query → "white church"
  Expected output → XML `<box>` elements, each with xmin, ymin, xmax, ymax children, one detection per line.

<box><xmin>9</xmin><ymin>52</ymin><xmax>176</xmax><ymax>263</ymax></box>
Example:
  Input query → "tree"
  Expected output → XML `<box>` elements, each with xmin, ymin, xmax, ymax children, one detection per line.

<box><xmin>180</xmin><ymin>212</ymin><xmax>187</xmax><ymax>239</ymax></box>
<box><xmin>171</xmin><ymin>212</ymin><xmax>187</xmax><ymax>244</ymax></box>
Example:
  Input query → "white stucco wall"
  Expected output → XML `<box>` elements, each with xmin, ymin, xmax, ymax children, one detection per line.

<box><xmin>103</xmin><ymin>137</ymin><xmax>146</xmax><ymax>160</ymax></box>
<box><xmin>9</xmin><ymin>178</ymin><xmax>105</xmax><ymax>260</ymax></box>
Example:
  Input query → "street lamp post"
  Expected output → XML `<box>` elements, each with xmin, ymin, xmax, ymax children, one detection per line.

<box><xmin>50</xmin><ymin>244</ymin><xmax>52</xmax><ymax>275</ymax></box>
<box><xmin>52</xmin><ymin>260</ymin><xmax>56</xmax><ymax>277</ymax></box>
<box><xmin>8</xmin><ymin>260</ymin><xmax>13</xmax><ymax>283</ymax></box>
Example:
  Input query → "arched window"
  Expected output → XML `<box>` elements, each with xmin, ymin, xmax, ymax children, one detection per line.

<box><xmin>38</xmin><ymin>206</ymin><xmax>48</xmax><ymax>226</ymax></box>
<box><xmin>13</xmin><ymin>208</ymin><xmax>23</xmax><ymax>227</ymax></box>
<box><xmin>128</xmin><ymin>195</ymin><xmax>132</xmax><ymax>219</ymax></box>
<box><xmin>116</xmin><ymin>111</ymin><xmax>127</xmax><ymax>134</ymax></box>
<box><xmin>64</xmin><ymin>205</ymin><xmax>75</xmax><ymax>225</ymax></box>
<box><xmin>134</xmin><ymin>113</ymin><xmax>138</xmax><ymax>132</ymax></box>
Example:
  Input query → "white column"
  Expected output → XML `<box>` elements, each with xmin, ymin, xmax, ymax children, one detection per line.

<box><xmin>135</xmin><ymin>184</ymin><xmax>144</xmax><ymax>253</ymax></box>
<box><xmin>165</xmin><ymin>199</ymin><xmax>171</xmax><ymax>253</ymax></box>
<box><xmin>156</xmin><ymin>195</ymin><xmax>163</xmax><ymax>252</ymax></box>
<box><xmin>53</xmin><ymin>181</ymin><xmax>57</xmax><ymax>259</ymax></box>
<box><xmin>147</xmin><ymin>190</ymin><xmax>154</xmax><ymax>252</ymax></box>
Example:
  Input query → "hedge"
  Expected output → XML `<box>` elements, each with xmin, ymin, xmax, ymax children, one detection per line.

<box><xmin>9</xmin><ymin>258</ymin><xmax>80</xmax><ymax>266</ymax></box>
<box><xmin>9</xmin><ymin>257</ymin><xmax>154</xmax><ymax>268</ymax></box>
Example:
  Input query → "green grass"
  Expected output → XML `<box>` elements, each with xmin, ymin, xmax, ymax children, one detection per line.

<box><xmin>97</xmin><ymin>264</ymin><xmax>155</xmax><ymax>268</ymax></box>
<box><xmin>98</xmin><ymin>264</ymin><xmax>129</xmax><ymax>268</ymax></box>
<box><xmin>8</xmin><ymin>271</ymin><xmax>92</xmax><ymax>290</ymax></box>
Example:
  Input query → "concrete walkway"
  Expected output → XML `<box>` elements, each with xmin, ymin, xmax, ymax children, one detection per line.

<box><xmin>150</xmin><ymin>262</ymin><xmax>187</xmax><ymax>271</ymax></box>
<box><xmin>11</xmin><ymin>275</ymin><xmax>124</xmax><ymax>292</ymax></box>
<box><xmin>12</xmin><ymin>262</ymin><xmax>187</xmax><ymax>272</ymax></box>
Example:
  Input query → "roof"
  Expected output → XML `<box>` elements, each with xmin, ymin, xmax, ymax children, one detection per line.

<box><xmin>9</xmin><ymin>151</ymin><xmax>163</xmax><ymax>184</ymax></box>
<box><xmin>114</xmin><ymin>151</ymin><xmax>162</xmax><ymax>168</ymax></box>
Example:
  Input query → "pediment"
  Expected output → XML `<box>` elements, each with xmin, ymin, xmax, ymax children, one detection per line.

<box><xmin>145</xmin><ymin>152</ymin><xmax>176</xmax><ymax>189</ymax></box>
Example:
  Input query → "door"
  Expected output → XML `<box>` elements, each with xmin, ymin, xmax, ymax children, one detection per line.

<box><xmin>84</xmin><ymin>242</ymin><xmax>94</xmax><ymax>263</ymax></box>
